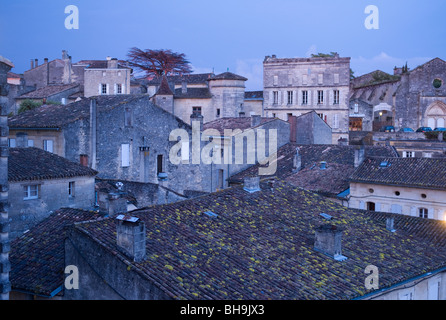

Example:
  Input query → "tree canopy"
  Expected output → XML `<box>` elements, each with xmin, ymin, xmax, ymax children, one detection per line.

<box><xmin>127</xmin><ymin>47</ymin><xmax>192</xmax><ymax>77</ymax></box>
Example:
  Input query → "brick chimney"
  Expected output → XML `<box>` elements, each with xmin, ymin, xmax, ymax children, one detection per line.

<box><xmin>181</xmin><ymin>81</ymin><xmax>187</xmax><ymax>94</ymax></box>
<box><xmin>79</xmin><ymin>154</ymin><xmax>88</xmax><ymax>167</ymax></box>
<box><xmin>107</xmin><ymin>58</ymin><xmax>118</xmax><ymax>69</ymax></box>
<box><xmin>34</xmin><ymin>59</ymin><xmax>38</xmax><ymax>67</ymax></box>
<box><xmin>116</xmin><ymin>215</ymin><xmax>146</xmax><ymax>262</ymax></box>
<box><xmin>314</xmin><ymin>224</ymin><xmax>347</xmax><ymax>261</ymax></box>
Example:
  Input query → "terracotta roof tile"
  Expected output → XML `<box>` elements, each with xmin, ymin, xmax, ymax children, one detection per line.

<box><xmin>73</xmin><ymin>181</ymin><xmax>446</xmax><ymax>300</ymax></box>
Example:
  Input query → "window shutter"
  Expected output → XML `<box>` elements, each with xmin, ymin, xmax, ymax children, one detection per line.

<box><xmin>114</xmin><ymin>84</ymin><xmax>117</xmax><ymax>94</ymax></box>
<box><xmin>375</xmin><ymin>202</ymin><xmax>381</xmax><ymax>212</ymax></box>
<box><xmin>121</xmin><ymin>144</ymin><xmax>130</xmax><ymax>167</ymax></box>
<box><xmin>106</xmin><ymin>84</ymin><xmax>110</xmax><ymax>95</ymax></box>
<box><xmin>98</xmin><ymin>84</ymin><xmax>102</xmax><ymax>95</ymax></box>
<box><xmin>428</xmin><ymin>208</ymin><xmax>434</xmax><ymax>219</ymax></box>
<box><xmin>333</xmin><ymin>114</ymin><xmax>339</xmax><ymax>129</ymax></box>
<box><xmin>402</xmin><ymin>151</ymin><xmax>407</xmax><ymax>158</ymax></box>
<box><xmin>410</xmin><ymin>206</ymin><xmax>416</xmax><ymax>216</ymax></box>
<box><xmin>122</xmin><ymin>84</ymin><xmax>126</xmax><ymax>94</ymax></box>
<box><xmin>359</xmin><ymin>201</ymin><xmax>365</xmax><ymax>210</ymax></box>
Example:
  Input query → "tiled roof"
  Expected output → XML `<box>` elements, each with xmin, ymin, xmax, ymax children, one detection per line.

<box><xmin>209</xmin><ymin>72</ymin><xmax>247</xmax><ymax>81</ymax></box>
<box><xmin>229</xmin><ymin>143</ymin><xmax>399</xmax><ymax>183</ymax></box>
<box><xmin>245</xmin><ymin>91</ymin><xmax>263</xmax><ymax>100</ymax></box>
<box><xmin>156</xmin><ymin>75</ymin><xmax>174</xmax><ymax>95</ymax></box>
<box><xmin>145</xmin><ymin>73</ymin><xmax>214</xmax><ymax>85</ymax></box>
<box><xmin>76</xmin><ymin>60</ymin><xmax>130</xmax><ymax>69</ymax></box>
<box><xmin>350</xmin><ymin>157</ymin><xmax>446</xmax><ymax>190</ymax></box>
<box><xmin>10</xmin><ymin>208</ymin><xmax>102</xmax><ymax>297</ymax></box>
<box><xmin>203</xmin><ymin>117</ymin><xmax>275</xmax><ymax>132</ymax></box>
<box><xmin>8</xmin><ymin>147</ymin><xmax>97</xmax><ymax>182</ymax></box>
<box><xmin>17</xmin><ymin>83</ymin><xmax>80</xmax><ymax>99</ymax></box>
<box><xmin>285</xmin><ymin>163</ymin><xmax>355</xmax><ymax>197</ymax></box>
<box><xmin>8</xmin><ymin>94</ymin><xmax>145</xmax><ymax>129</ymax></box>
<box><xmin>72</xmin><ymin>180</ymin><xmax>446</xmax><ymax>300</ymax></box>
<box><xmin>174</xmin><ymin>87</ymin><xmax>212</xmax><ymax>99</ymax></box>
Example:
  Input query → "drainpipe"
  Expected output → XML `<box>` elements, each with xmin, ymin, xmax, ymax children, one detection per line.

<box><xmin>90</xmin><ymin>99</ymin><xmax>97</xmax><ymax>170</ymax></box>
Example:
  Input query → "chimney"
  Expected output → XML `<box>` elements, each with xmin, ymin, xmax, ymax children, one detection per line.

<box><xmin>34</xmin><ymin>59</ymin><xmax>38</xmax><ymax>67</ymax></box>
<box><xmin>314</xmin><ymin>224</ymin><xmax>347</xmax><ymax>261</ymax></box>
<box><xmin>116</xmin><ymin>215</ymin><xmax>146</xmax><ymax>262</ymax></box>
<box><xmin>190</xmin><ymin>113</ymin><xmax>204</xmax><ymax>131</ymax></box>
<box><xmin>98</xmin><ymin>190</ymin><xmax>127</xmax><ymax>216</ymax></box>
<box><xmin>44</xmin><ymin>58</ymin><xmax>49</xmax><ymax>64</ymax></box>
<box><xmin>181</xmin><ymin>81</ymin><xmax>187</xmax><ymax>94</ymax></box>
<box><xmin>30</xmin><ymin>59</ymin><xmax>34</xmax><ymax>69</ymax></box>
<box><xmin>107</xmin><ymin>58</ymin><xmax>118</xmax><ymax>69</ymax></box>
<box><xmin>243</xmin><ymin>176</ymin><xmax>261</xmax><ymax>193</ymax></box>
<box><xmin>354</xmin><ymin>145</ymin><xmax>365</xmax><ymax>168</ymax></box>
<box><xmin>386</xmin><ymin>217</ymin><xmax>396</xmax><ymax>232</ymax></box>
<box><xmin>288</xmin><ymin>114</ymin><xmax>297</xmax><ymax>143</ymax></box>
<box><xmin>15</xmin><ymin>132</ymin><xmax>28</xmax><ymax>148</ymax></box>
<box><xmin>80</xmin><ymin>154</ymin><xmax>88</xmax><ymax>167</ymax></box>
<box><xmin>293</xmin><ymin>148</ymin><xmax>302</xmax><ymax>172</ymax></box>
<box><xmin>251</xmin><ymin>115</ymin><xmax>261</xmax><ymax>127</ymax></box>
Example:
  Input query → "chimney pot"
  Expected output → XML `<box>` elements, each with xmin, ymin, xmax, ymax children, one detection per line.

<box><xmin>34</xmin><ymin>59</ymin><xmax>38</xmax><ymax>67</ymax></box>
<box><xmin>30</xmin><ymin>59</ymin><xmax>34</xmax><ymax>69</ymax></box>
<box><xmin>44</xmin><ymin>58</ymin><xmax>49</xmax><ymax>64</ymax></box>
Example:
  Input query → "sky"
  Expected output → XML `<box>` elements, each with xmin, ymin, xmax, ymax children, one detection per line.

<box><xmin>1</xmin><ymin>0</ymin><xmax>445</xmax><ymax>90</ymax></box>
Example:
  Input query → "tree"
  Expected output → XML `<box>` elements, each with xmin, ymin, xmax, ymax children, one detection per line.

<box><xmin>127</xmin><ymin>47</ymin><xmax>192</xmax><ymax>77</ymax></box>
<box><xmin>311</xmin><ymin>52</ymin><xmax>339</xmax><ymax>58</ymax></box>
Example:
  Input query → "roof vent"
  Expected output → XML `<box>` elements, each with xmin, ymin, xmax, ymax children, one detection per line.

<box><xmin>204</xmin><ymin>211</ymin><xmax>218</xmax><ymax>219</ymax></box>
<box><xmin>320</xmin><ymin>161</ymin><xmax>327</xmax><ymax>170</ymax></box>
<box><xmin>320</xmin><ymin>213</ymin><xmax>333</xmax><ymax>221</ymax></box>
<box><xmin>379</xmin><ymin>161</ymin><xmax>390</xmax><ymax>168</ymax></box>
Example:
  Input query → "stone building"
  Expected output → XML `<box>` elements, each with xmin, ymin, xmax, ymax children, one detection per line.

<box><xmin>148</xmin><ymin>72</ymin><xmax>263</xmax><ymax>125</ymax></box>
<box><xmin>263</xmin><ymin>54</ymin><xmax>351</xmax><ymax>144</ymax></box>
<box><xmin>349</xmin><ymin>58</ymin><xmax>446</xmax><ymax>132</ymax></box>
<box><xmin>0</xmin><ymin>55</ymin><xmax>12</xmax><ymax>300</ymax></box>
<box><xmin>8</xmin><ymin>95</ymin><xmax>212</xmax><ymax>196</ymax></box>
<box><xmin>7</xmin><ymin>146</ymin><xmax>97</xmax><ymax>239</ymax></box>
<box><xmin>59</xmin><ymin>179</ymin><xmax>446</xmax><ymax>300</ymax></box>
<box><xmin>349</xmin><ymin>157</ymin><xmax>446</xmax><ymax>220</ymax></box>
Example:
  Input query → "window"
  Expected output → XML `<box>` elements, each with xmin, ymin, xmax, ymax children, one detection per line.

<box><xmin>367</xmin><ymin>202</ymin><xmax>376</xmax><ymax>211</ymax></box>
<box><xmin>43</xmin><ymin>140</ymin><xmax>54</xmax><ymax>153</ymax></box>
<box><xmin>302</xmin><ymin>90</ymin><xmax>308</xmax><ymax>105</ymax></box>
<box><xmin>395</xmin><ymin>191</ymin><xmax>401</xmax><ymax>196</ymax></box>
<box><xmin>192</xmin><ymin>106</ymin><xmax>202</xmax><ymax>115</ymax></box>
<box><xmin>333</xmin><ymin>114</ymin><xmax>339</xmax><ymax>129</ymax></box>
<box><xmin>101</xmin><ymin>84</ymin><xmax>107</xmax><ymax>95</ymax></box>
<box><xmin>273</xmin><ymin>75</ymin><xmax>278</xmax><ymax>86</ymax></box>
<box><xmin>117</xmin><ymin>84</ymin><xmax>123</xmax><ymax>94</ymax></box>
<box><xmin>333</xmin><ymin>90</ymin><xmax>340</xmax><ymax>104</ymax></box>
<box><xmin>68</xmin><ymin>181</ymin><xmax>75</xmax><ymax>198</ymax></box>
<box><xmin>157</xmin><ymin>154</ymin><xmax>164</xmax><ymax>175</ymax></box>
<box><xmin>402</xmin><ymin>151</ymin><xmax>415</xmax><ymax>158</ymax></box>
<box><xmin>216</xmin><ymin>109</ymin><xmax>220</xmax><ymax>118</ymax></box>
<box><xmin>334</xmin><ymin>73</ymin><xmax>340</xmax><ymax>84</ymax></box>
<box><xmin>24</xmin><ymin>185</ymin><xmax>39</xmax><ymax>200</ymax></box>
<box><xmin>287</xmin><ymin>91</ymin><xmax>293</xmax><ymax>105</ymax></box>
<box><xmin>433</xmin><ymin>79</ymin><xmax>442</xmax><ymax>89</ymax></box>
<box><xmin>354</xmin><ymin>103</ymin><xmax>359</xmax><ymax>114</ymax></box>
<box><xmin>8</xmin><ymin>138</ymin><xmax>16</xmax><ymax>147</ymax></box>
<box><xmin>273</xmin><ymin>91</ymin><xmax>279</xmax><ymax>104</ymax></box>
<box><xmin>27</xmin><ymin>139</ymin><xmax>34</xmax><ymax>147</ymax></box>
<box><xmin>121</xmin><ymin>143</ymin><xmax>130</xmax><ymax>167</ymax></box>
<box><xmin>125</xmin><ymin>108</ymin><xmax>133</xmax><ymax>127</ymax></box>
<box><xmin>419</xmin><ymin>208</ymin><xmax>428</xmax><ymax>219</ymax></box>
<box><xmin>317</xmin><ymin>90</ymin><xmax>324</xmax><ymax>104</ymax></box>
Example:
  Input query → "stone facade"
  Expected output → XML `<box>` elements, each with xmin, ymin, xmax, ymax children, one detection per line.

<box><xmin>263</xmin><ymin>54</ymin><xmax>351</xmax><ymax>144</ymax></box>
<box><xmin>83</xmin><ymin>58</ymin><xmax>131</xmax><ymax>98</ymax></box>
<box><xmin>295</xmin><ymin>111</ymin><xmax>332</xmax><ymax>145</ymax></box>
<box><xmin>0</xmin><ymin>56</ymin><xmax>12</xmax><ymax>300</ymax></box>
<box><xmin>349</xmin><ymin>58</ymin><xmax>446</xmax><ymax>132</ymax></box>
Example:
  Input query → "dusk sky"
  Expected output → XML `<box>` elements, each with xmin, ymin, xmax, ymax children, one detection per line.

<box><xmin>1</xmin><ymin>0</ymin><xmax>445</xmax><ymax>90</ymax></box>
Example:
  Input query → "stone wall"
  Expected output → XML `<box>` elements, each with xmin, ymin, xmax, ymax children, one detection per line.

<box><xmin>8</xmin><ymin>176</ymin><xmax>96</xmax><ymax>239</ymax></box>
